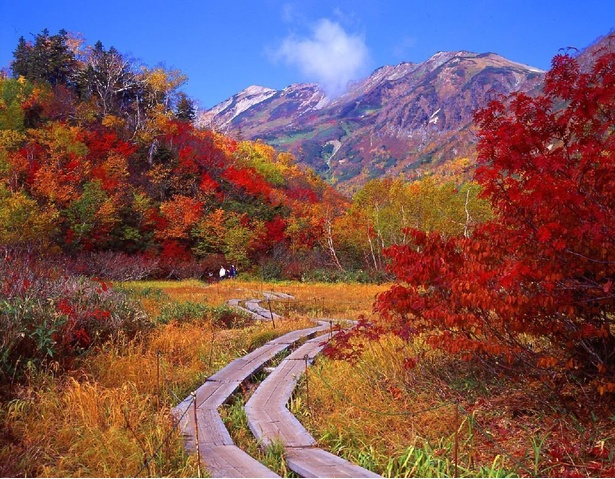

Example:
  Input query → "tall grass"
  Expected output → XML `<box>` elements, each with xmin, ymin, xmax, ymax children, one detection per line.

<box><xmin>7</xmin><ymin>278</ymin><xmax>610</xmax><ymax>477</ymax></box>
<box><xmin>297</xmin><ymin>334</ymin><xmax>525</xmax><ymax>477</ymax></box>
<box><xmin>0</xmin><ymin>278</ymin><xmax>315</xmax><ymax>477</ymax></box>
<box><xmin>0</xmin><ymin>328</ymin><xmax>200</xmax><ymax>477</ymax></box>
<box><xmin>297</xmin><ymin>327</ymin><xmax>615</xmax><ymax>477</ymax></box>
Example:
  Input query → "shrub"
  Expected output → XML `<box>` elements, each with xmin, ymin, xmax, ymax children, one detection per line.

<box><xmin>155</xmin><ymin>301</ymin><xmax>250</xmax><ymax>329</ymax></box>
<box><xmin>0</xmin><ymin>252</ymin><xmax>149</xmax><ymax>386</ymax></box>
<box><xmin>338</xmin><ymin>47</ymin><xmax>615</xmax><ymax>393</ymax></box>
<box><xmin>65</xmin><ymin>251</ymin><xmax>160</xmax><ymax>281</ymax></box>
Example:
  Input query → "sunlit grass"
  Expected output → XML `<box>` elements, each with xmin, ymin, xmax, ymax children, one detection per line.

<box><xmin>120</xmin><ymin>278</ymin><xmax>389</xmax><ymax>321</ymax></box>
<box><xmin>296</xmin><ymin>331</ymin><xmax>615</xmax><ymax>477</ymax></box>
<box><xmin>296</xmin><ymin>334</ymin><xmax>511</xmax><ymax>477</ymax></box>
<box><xmin>9</xmin><ymin>279</ymin><xmax>608</xmax><ymax>477</ymax></box>
<box><xmin>0</xmin><ymin>279</ymin><xmax>331</xmax><ymax>477</ymax></box>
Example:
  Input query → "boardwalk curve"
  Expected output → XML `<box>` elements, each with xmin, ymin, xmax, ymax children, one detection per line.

<box><xmin>173</xmin><ymin>323</ymin><xmax>329</xmax><ymax>477</ymax></box>
<box><xmin>174</xmin><ymin>291</ymin><xmax>379</xmax><ymax>477</ymax></box>
<box><xmin>245</xmin><ymin>336</ymin><xmax>380</xmax><ymax>478</ymax></box>
<box><xmin>227</xmin><ymin>290</ymin><xmax>291</xmax><ymax>321</ymax></box>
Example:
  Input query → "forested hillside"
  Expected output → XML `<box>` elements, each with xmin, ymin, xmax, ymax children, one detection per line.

<box><xmin>1</xmin><ymin>29</ymin><xmax>491</xmax><ymax>280</ymax></box>
<box><xmin>0</xmin><ymin>30</ymin><xmax>354</xmax><ymax>279</ymax></box>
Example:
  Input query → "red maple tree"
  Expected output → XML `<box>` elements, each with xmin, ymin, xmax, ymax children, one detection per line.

<box><xmin>333</xmin><ymin>46</ymin><xmax>615</xmax><ymax>392</ymax></box>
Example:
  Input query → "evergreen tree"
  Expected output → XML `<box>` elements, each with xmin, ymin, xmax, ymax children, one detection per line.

<box><xmin>175</xmin><ymin>92</ymin><xmax>196</xmax><ymax>122</ymax></box>
<box><xmin>12</xmin><ymin>29</ymin><xmax>77</xmax><ymax>87</ymax></box>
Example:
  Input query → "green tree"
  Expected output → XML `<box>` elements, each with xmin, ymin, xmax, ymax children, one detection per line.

<box><xmin>12</xmin><ymin>29</ymin><xmax>77</xmax><ymax>88</ymax></box>
<box><xmin>65</xmin><ymin>180</ymin><xmax>115</xmax><ymax>246</ymax></box>
<box><xmin>0</xmin><ymin>185</ymin><xmax>58</xmax><ymax>250</ymax></box>
<box><xmin>174</xmin><ymin>92</ymin><xmax>196</xmax><ymax>122</ymax></box>
<box><xmin>223</xmin><ymin>213</ymin><xmax>255</xmax><ymax>270</ymax></box>
<box><xmin>0</xmin><ymin>77</ymin><xmax>33</xmax><ymax>131</ymax></box>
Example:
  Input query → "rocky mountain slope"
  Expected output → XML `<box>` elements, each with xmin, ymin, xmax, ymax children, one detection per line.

<box><xmin>198</xmin><ymin>50</ymin><xmax>547</xmax><ymax>192</ymax></box>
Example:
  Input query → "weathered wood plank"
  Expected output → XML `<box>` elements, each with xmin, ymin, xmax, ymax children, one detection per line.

<box><xmin>285</xmin><ymin>447</ymin><xmax>380</xmax><ymax>478</ymax></box>
<box><xmin>197</xmin><ymin>407</ymin><xmax>234</xmax><ymax>446</ymax></box>
<box><xmin>201</xmin><ymin>445</ymin><xmax>281</xmax><ymax>478</ymax></box>
<box><xmin>245</xmin><ymin>299</ymin><xmax>281</xmax><ymax>321</ymax></box>
<box><xmin>245</xmin><ymin>331</ymin><xmax>381</xmax><ymax>477</ymax></box>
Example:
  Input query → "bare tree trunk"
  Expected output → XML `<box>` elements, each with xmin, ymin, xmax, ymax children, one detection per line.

<box><xmin>464</xmin><ymin>187</ymin><xmax>472</xmax><ymax>238</ymax></box>
<box><xmin>324</xmin><ymin>217</ymin><xmax>344</xmax><ymax>271</ymax></box>
<box><xmin>147</xmin><ymin>139</ymin><xmax>158</xmax><ymax>166</ymax></box>
<box><xmin>367</xmin><ymin>227</ymin><xmax>379</xmax><ymax>270</ymax></box>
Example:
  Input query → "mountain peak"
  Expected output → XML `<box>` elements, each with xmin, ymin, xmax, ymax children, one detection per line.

<box><xmin>199</xmin><ymin>49</ymin><xmax>546</xmax><ymax>191</ymax></box>
<box><xmin>242</xmin><ymin>85</ymin><xmax>277</xmax><ymax>96</ymax></box>
<box><xmin>197</xmin><ymin>84</ymin><xmax>277</xmax><ymax>131</ymax></box>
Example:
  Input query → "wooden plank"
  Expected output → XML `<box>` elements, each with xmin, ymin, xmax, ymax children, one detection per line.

<box><xmin>244</xmin><ymin>330</ymin><xmax>381</xmax><ymax>477</ymax></box>
<box><xmin>245</xmin><ymin>338</ymin><xmax>327</xmax><ymax>448</ymax></box>
<box><xmin>285</xmin><ymin>447</ymin><xmax>380</xmax><ymax>478</ymax></box>
<box><xmin>192</xmin><ymin>378</ymin><xmax>243</xmax><ymax>408</ymax></box>
<box><xmin>200</xmin><ymin>445</ymin><xmax>281</xmax><ymax>478</ymax></box>
<box><xmin>269</xmin><ymin>325</ymin><xmax>328</xmax><ymax>345</ymax></box>
<box><xmin>245</xmin><ymin>299</ymin><xmax>281</xmax><ymax>321</ymax></box>
<box><xmin>196</xmin><ymin>407</ymin><xmax>234</xmax><ymax>446</ymax></box>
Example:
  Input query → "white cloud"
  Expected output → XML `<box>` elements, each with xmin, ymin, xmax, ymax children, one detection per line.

<box><xmin>272</xmin><ymin>18</ymin><xmax>370</xmax><ymax>97</ymax></box>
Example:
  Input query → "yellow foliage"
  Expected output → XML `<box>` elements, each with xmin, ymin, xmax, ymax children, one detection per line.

<box><xmin>0</xmin><ymin>186</ymin><xmax>58</xmax><ymax>247</ymax></box>
<box><xmin>0</xmin><ymin>130</ymin><xmax>26</xmax><ymax>151</ymax></box>
<box><xmin>101</xmin><ymin>114</ymin><xmax>126</xmax><ymax>130</ymax></box>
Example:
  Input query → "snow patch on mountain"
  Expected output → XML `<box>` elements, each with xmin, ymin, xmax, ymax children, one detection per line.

<box><xmin>197</xmin><ymin>85</ymin><xmax>276</xmax><ymax>130</ymax></box>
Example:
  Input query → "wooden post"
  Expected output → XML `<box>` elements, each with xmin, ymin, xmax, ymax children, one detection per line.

<box><xmin>454</xmin><ymin>401</ymin><xmax>459</xmax><ymax>478</ymax></box>
<box><xmin>304</xmin><ymin>354</ymin><xmax>310</xmax><ymax>411</ymax></box>
<box><xmin>156</xmin><ymin>350</ymin><xmax>161</xmax><ymax>410</ymax></box>
<box><xmin>267</xmin><ymin>297</ymin><xmax>276</xmax><ymax>329</ymax></box>
<box><xmin>208</xmin><ymin>322</ymin><xmax>215</xmax><ymax>367</ymax></box>
<box><xmin>192</xmin><ymin>392</ymin><xmax>201</xmax><ymax>477</ymax></box>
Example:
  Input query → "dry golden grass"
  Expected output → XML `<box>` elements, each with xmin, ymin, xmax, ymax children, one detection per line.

<box><xmin>268</xmin><ymin>281</ymin><xmax>388</xmax><ymax>320</ymax></box>
<box><xmin>300</xmin><ymin>332</ymin><xmax>615</xmax><ymax>477</ymax></box>
<box><xmin>0</xmin><ymin>279</ymin><xmax>336</xmax><ymax>477</ymax></box>
<box><xmin>16</xmin><ymin>279</ymin><xmax>603</xmax><ymax>477</ymax></box>
<box><xmin>303</xmin><ymin>336</ymin><xmax>422</xmax><ymax>454</ymax></box>
<box><xmin>0</xmin><ymin>357</ymin><xmax>198</xmax><ymax>477</ymax></box>
<box><xmin>121</xmin><ymin>278</ymin><xmax>388</xmax><ymax>321</ymax></box>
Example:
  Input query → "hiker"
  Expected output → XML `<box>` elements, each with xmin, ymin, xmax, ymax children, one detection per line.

<box><xmin>219</xmin><ymin>265</ymin><xmax>226</xmax><ymax>280</ymax></box>
<box><xmin>230</xmin><ymin>264</ymin><xmax>237</xmax><ymax>279</ymax></box>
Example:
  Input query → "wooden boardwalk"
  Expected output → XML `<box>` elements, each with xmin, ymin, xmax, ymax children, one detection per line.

<box><xmin>245</xmin><ymin>336</ymin><xmax>380</xmax><ymax>477</ymax></box>
<box><xmin>173</xmin><ymin>291</ymin><xmax>379</xmax><ymax>478</ymax></box>
<box><xmin>227</xmin><ymin>291</ymin><xmax>288</xmax><ymax>321</ymax></box>
<box><xmin>173</xmin><ymin>323</ymin><xmax>329</xmax><ymax>478</ymax></box>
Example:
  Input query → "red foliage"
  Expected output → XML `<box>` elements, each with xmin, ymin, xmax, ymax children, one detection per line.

<box><xmin>286</xmin><ymin>186</ymin><xmax>319</xmax><ymax>203</ymax></box>
<box><xmin>85</xmin><ymin>128</ymin><xmax>135</xmax><ymax>160</ymax></box>
<box><xmin>223</xmin><ymin>165</ymin><xmax>272</xmax><ymax>198</ymax></box>
<box><xmin>160</xmin><ymin>240</ymin><xmax>191</xmax><ymax>261</ymax></box>
<box><xmin>348</xmin><ymin>46</ymin><xmax>615</xmax><ymax>388</ymax></box>
<box><xmin>199</xmin><ymin>172</ymin><xmax>219</xmax><ymax>194</ymax></box>
<box><xmin>265</xmin><ymin>216</ymin><xmax>287</xmax><ymax>244</ymax></box>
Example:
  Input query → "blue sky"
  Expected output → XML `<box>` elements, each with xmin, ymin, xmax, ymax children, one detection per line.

<box><xmin>1</xmin><ymin>0</ymin><xmax>613</xmax><ymax>109</ymax></box>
